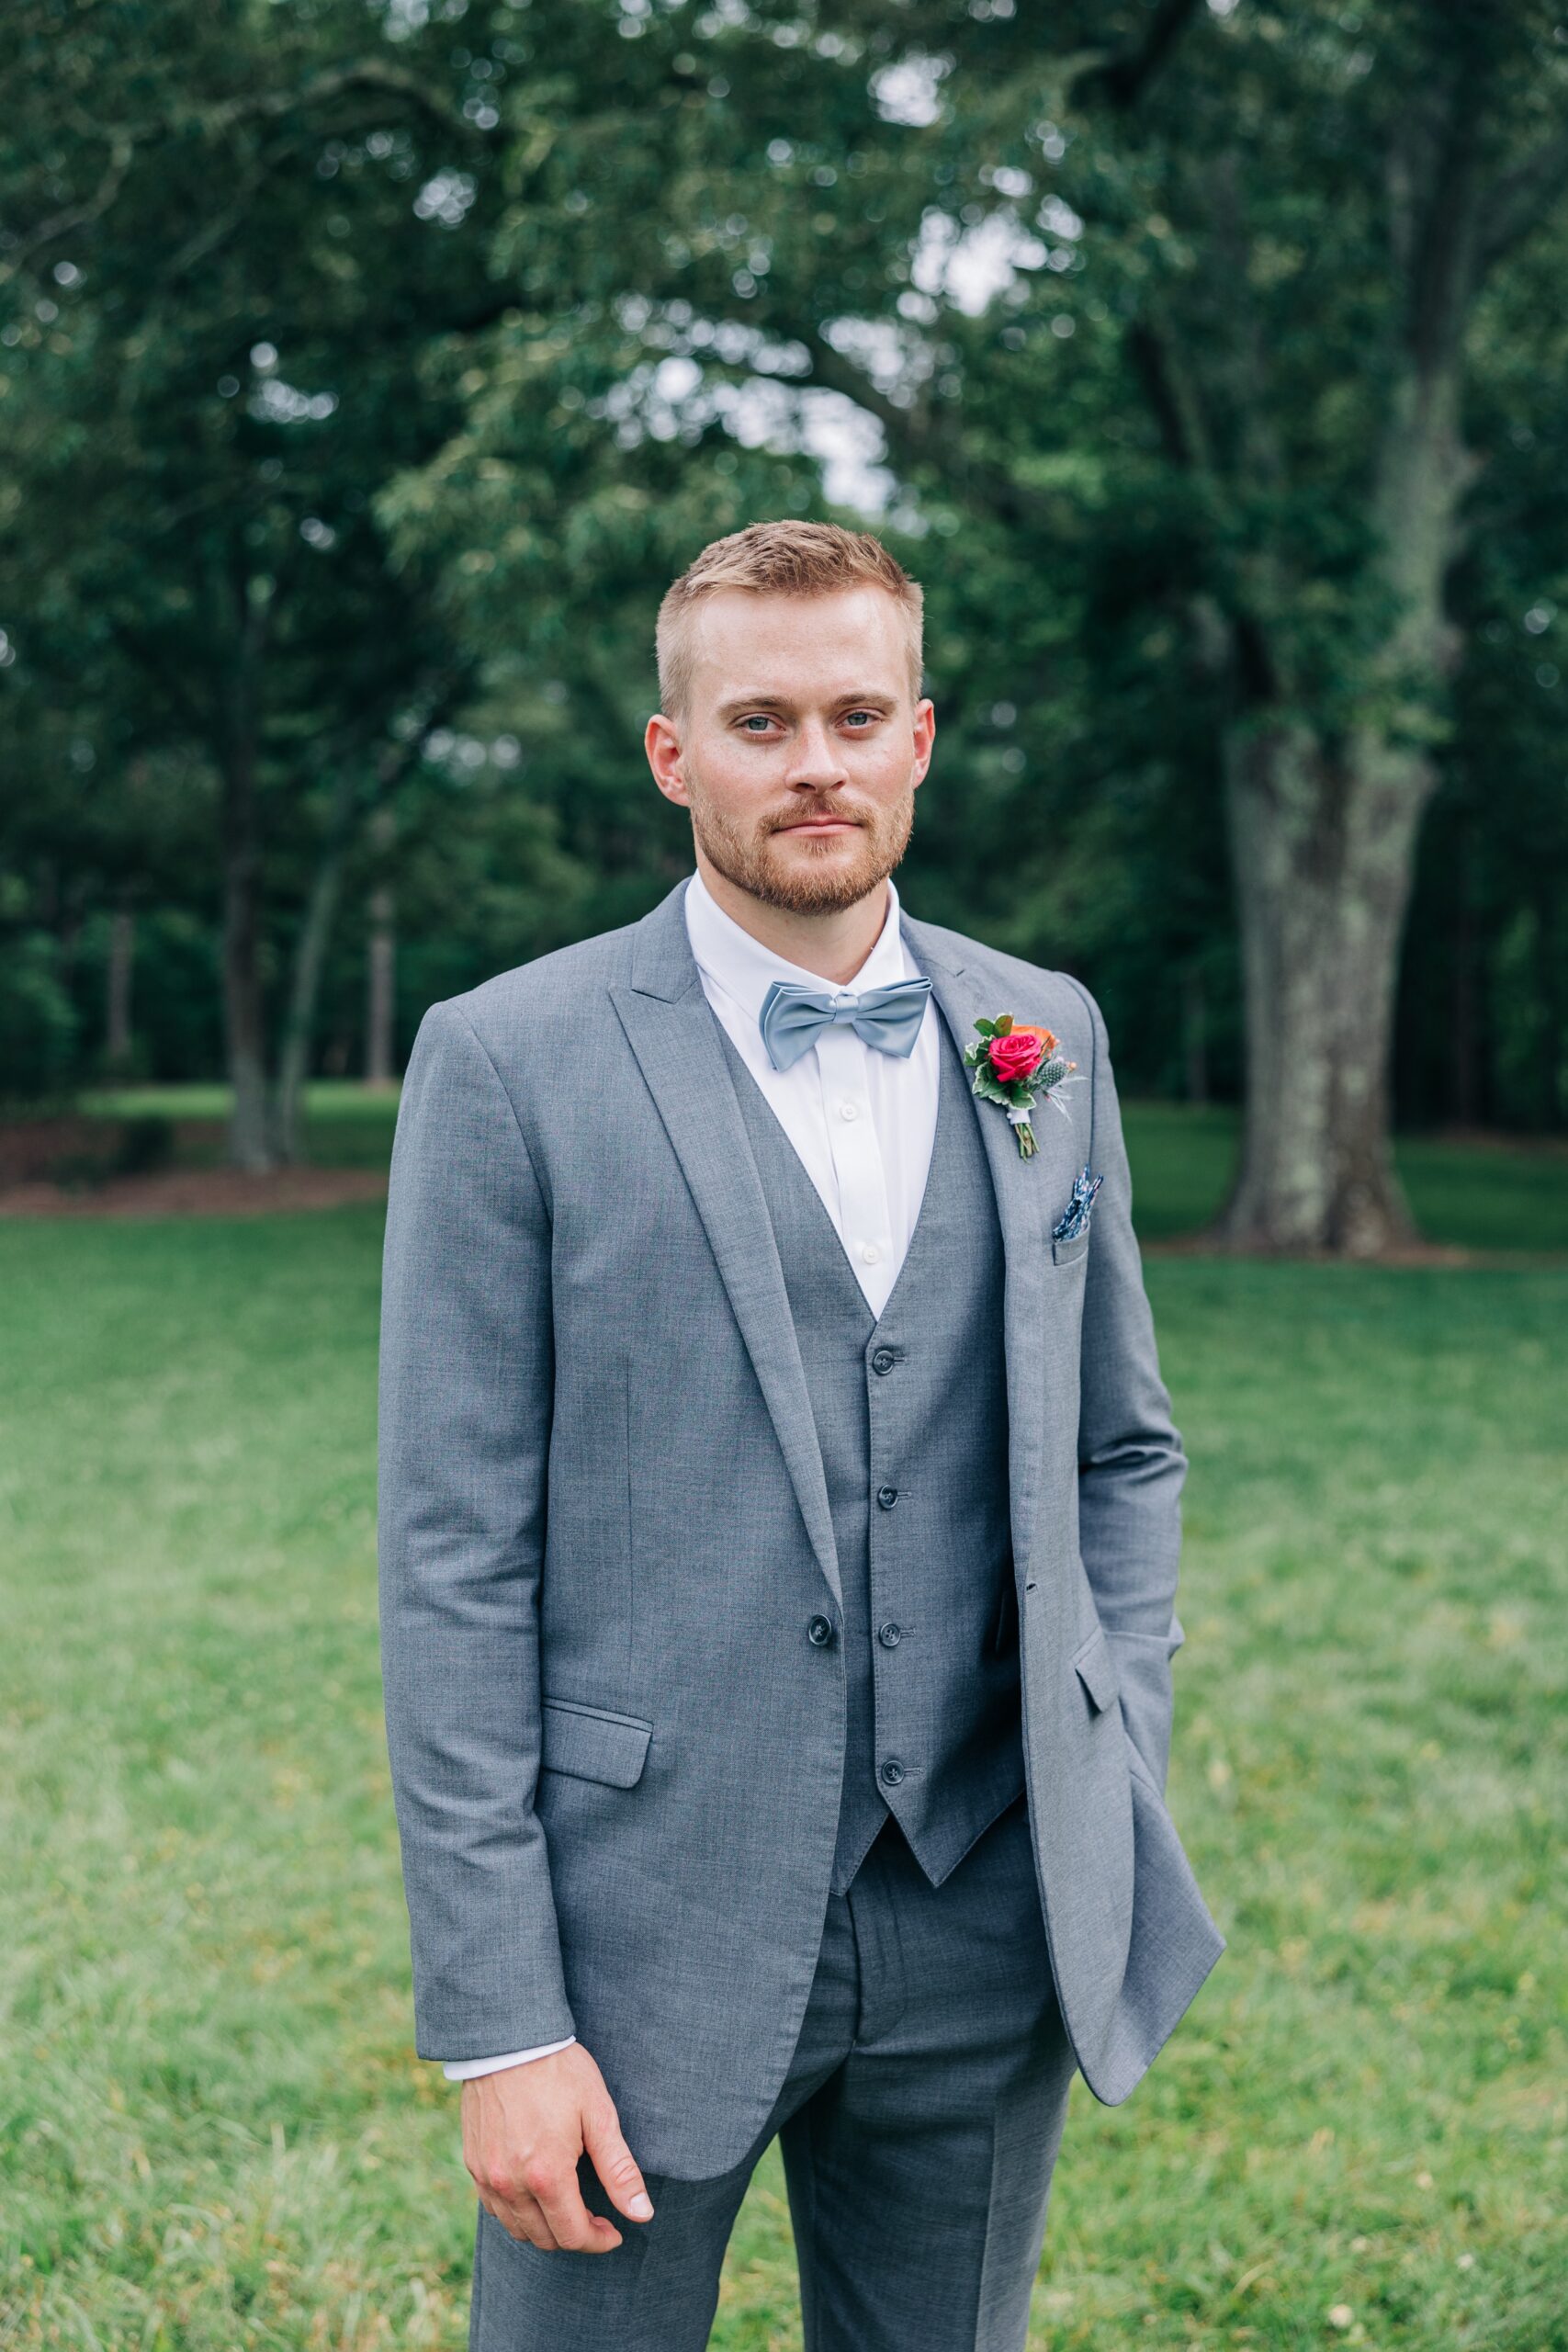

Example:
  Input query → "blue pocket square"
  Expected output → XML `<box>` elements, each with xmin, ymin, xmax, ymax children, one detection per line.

<box><xmin>1052</xmin><ymin>1164</ymin><xmax>1103</xmax><ymax>1243</ymax></box>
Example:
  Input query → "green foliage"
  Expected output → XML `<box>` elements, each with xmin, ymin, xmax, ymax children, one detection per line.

<box><xmin>0</xmin><ymin>932</ymin><xmax>79</xmax><ymax>1101</ymax></box>
<box><xmin>1</xmin><ymin>0</ymin><xmax>1565</xmax><ymax>1137</ymax></box>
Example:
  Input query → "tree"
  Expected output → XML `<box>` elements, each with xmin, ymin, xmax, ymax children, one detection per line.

<box><xmin>0</xmin><ymin>0</ymin><xmax>501</xmax><ymax>1162</ymax></box>
<box><xmin>388</xmin><ymin>0</ymin><xmax>1568</xmax><ymax>1250</ymax></box>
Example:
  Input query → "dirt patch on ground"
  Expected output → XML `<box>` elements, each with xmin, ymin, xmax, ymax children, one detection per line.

<box><xmin>0</xmin><ymin>1166</ymin><xmax>389</xmax><ymax>1219</ymax></box>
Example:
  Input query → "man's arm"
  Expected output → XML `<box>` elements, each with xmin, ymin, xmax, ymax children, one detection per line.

<box><xmin>378</xmin><ymin>999</ymin><xmax>575</xmax><ymax>2061</ymax></box>
<box><xmin>1065</xmin><ymin>978</ymin><xmax>1190</xmax><ymax>1793</ymax></box>
<box><xmin>378</xmin><ymin>1001</ymin><xmax>653</xmax><ymax>2256</ymax></box>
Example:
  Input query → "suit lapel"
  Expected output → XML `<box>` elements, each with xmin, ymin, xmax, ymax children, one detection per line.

<box><xmin>900</xmin><ymin>911</ymin><xmax>1071</xmax><ymax>1589</ymax></box>
<box><xmin>609</xmin><ymin>881</ymin><xmax>843</xmax><ymax>1611</ymax></box>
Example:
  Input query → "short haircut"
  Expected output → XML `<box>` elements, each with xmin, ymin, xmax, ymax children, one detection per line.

<box><xmin>656</xmin><ymin>519</ymin><xmax>925</xmax><ymax>721</ymax></box>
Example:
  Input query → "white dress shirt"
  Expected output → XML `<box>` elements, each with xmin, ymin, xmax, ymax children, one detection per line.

<box><xmin>442</xmin><ymin>865</ymin><xmax>941</xmax><ymax>2082</ymax></box>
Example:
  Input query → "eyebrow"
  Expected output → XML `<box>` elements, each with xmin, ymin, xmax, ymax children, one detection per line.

<box><xmin>715</xmin><ymin>689</ymin><xmax>897</xmax><ymax>718</ymax></box>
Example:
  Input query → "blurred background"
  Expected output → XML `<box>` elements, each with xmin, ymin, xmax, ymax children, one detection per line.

<box><xmin>2</xmin><ymin>2</ymin><xmax>1563</xmax><ymax>2346</ymax></box>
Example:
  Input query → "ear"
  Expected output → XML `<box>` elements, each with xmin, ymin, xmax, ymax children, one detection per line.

<box><xmin>910</xmin><ymin>695</ymin><xmax>936</xmax><ymax>785</ymax></box>
<box><xmin>645</xmin><ymin>711</ymin><xmax>689</xmax><ymax>803</ymax></box>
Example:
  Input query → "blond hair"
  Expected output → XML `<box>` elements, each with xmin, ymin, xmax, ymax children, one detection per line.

<box><xmin>656</xmin><ymin>519</ymin><xmax>924</xmax><ymax>720</ymax></box>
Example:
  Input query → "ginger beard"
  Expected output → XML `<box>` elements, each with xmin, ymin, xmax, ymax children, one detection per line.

<box><xmin>682</xmin><ymin>763</ymin><xmax>919</xmax><ymax>919</ymax></box>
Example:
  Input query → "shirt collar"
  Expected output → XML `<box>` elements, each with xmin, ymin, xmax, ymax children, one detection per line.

<box><xmin>683</xmin><ymin>864</ymin><xmax>908</xmax><ymax>1026</ymax></box>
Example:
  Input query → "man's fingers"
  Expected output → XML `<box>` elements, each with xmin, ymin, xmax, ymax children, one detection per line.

<box><xmin>532</xmin><ymin>2164</ymin><xmax>623</xmax><ymax>2254</ymax></box>
<box><xmin>479</xmin><ymin>2188</ymin><xmax>560</xmax><ymax>2251</ymax></box>
<box><xmin>582</xmin><ymin>2102</ymin><xmax>656</xmax><ymax>2224</ymax></box>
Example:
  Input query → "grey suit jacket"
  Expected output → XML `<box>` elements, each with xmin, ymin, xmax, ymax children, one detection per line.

<box><xmin>377</xmin><ymin>875</ymin><xmax>1224</xmax><ymax>2178</ymax></box>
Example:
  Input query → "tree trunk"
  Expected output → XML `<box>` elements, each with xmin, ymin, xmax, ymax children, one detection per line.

<box><xmin>1213</xmin><ymin>720</ymin><xmax>1433</xmax><ymax>1254</ymax></box>
<box><xmin>367</xmin><ymin>879</ymin><xmax>396</xmax><ymax>1087</ymax></box>
<box><xmin>221</xmin><ymin>740</ymin><xmax>274</xmax><ymax>1171</ymax></box>
<box><xmin>275</xmin><ymin>762</ymin><xmax>359</xmax><ymax>1165</ymax></box>
<box><xmin>220</xmin><ymin>757</ymin><xmax>272</xmax><ymax>1170</ymax></box>
<box><xmin>106</xmin><ymin>903</ymin><xmax>135</xmax><ymax>1074</ymax></box>
<box><xmin>1181</xmin><ymin>962</ymin><xmax>1208</xmax><ymax>1105</ymax></box>
<box><xmin>366</xmin><ymin>801</ymin><xmax>398</xmax><ymax>1086</ymax></box>
<box><xmin>1450</xmin><ymin>825</ymin><xmax>1479</xmax><ymax>1127</ymax></box>
<box><xmin>220</xmin><ymin>566</ymin><xmax>276</xmax><ymax>1171</ymax></box>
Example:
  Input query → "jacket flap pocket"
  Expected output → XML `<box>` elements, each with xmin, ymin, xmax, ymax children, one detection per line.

<box><xmin>1071</xmin><ymin>1623</ymin><xmax>1120</xmax><ymax>1714</ymax></box>
<box><xmin>540</xmin><ymin>1699</ymin><xmax>652</xmax><ymax>1788</ymax></box>
<box><xmin>1052</xmin><ymin>1227</ymin><xmax>1092</xmax><ymax>1267</ymax></box>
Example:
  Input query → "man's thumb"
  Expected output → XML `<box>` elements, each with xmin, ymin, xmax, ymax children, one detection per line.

<box><xmin>582</xmin><ymin>2100</ymin><xmax>655</xmax><ymax>2223</ymax></box>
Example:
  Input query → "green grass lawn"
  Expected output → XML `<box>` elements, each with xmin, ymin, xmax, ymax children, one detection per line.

<box><xmin>1</xmin><ymin>1208</ymin><xmax>1564</xmax><ymax>2349</ymax></box>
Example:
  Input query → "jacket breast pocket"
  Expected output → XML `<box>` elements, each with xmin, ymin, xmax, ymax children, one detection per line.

<box><xmin>1051</xmin><ymin>1227</ymin><xmax>1092</xmax><ymax>1268</ymax></box>
<box><xmin>539</xmin><ymin>1697</ymin><xmax>652</xmax><ymax>1788</ymax></box>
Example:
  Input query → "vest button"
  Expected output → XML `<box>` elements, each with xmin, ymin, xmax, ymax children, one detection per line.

<box><xmin>871</xmin><ymin>1347</ymin><xmax>897</xmax><ymax>1374</ymax></box>
<box><xmin>879</xmin><ymin>1758</ymin><xmax>906</xmax><ymax>1787</ymax></box>
<box><xmin>877</xmin><ymin>1621</ymin><xmax>902</xmax><ymax>1648</ymax></box>
<box><xmin>806</xmin><ymin>1614</ymin><xmax>835</xmax><ymax>1647</ymax></box>
<box><xmin>876</xmin><ymin>1485</ymin><xmax>898</xmax><ymax>1510</ymax></box>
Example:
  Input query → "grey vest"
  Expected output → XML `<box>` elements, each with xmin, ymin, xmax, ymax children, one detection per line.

<box><xmin>714</xmin><ymin>1004</ymin><xmax>1026</xmax><ymax>1895</ymax></box>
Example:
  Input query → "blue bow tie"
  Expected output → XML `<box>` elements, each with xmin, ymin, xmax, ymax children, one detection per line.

<box><xmin>758</xmin><ymin>975</ymin><xmax>933</xmax><ymax>1072</ymax></box>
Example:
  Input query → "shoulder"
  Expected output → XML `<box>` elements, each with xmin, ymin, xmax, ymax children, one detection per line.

<box><xmin>416</xmin><ymin>916</ymin><xmax>644</xmax><ymax>1070</ymax></box>
<box><xmin>904</xmin><ymin>910</ymin><xmax>1106</xmax><ymax>1069</ymax></box>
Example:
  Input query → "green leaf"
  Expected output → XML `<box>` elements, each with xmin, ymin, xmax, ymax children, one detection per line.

<box><xmin>994</xmin><ymin>1013</ymin><xmax>1015</xmax><ymax>1035</ymax></box>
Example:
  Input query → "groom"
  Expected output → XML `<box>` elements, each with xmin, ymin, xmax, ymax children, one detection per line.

<box><xmin>377</xmin><ymin>519</ymin><xmax>1224</xmax><ymax>2351</ymax></box>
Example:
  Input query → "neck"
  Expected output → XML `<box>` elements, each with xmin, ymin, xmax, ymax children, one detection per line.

<box><xmin>694</xmin><ymin>851</ymin><xmax>891</xmax><ymax>987</ymax></box>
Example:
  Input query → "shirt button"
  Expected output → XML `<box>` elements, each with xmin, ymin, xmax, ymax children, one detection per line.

<box><xmin>839</xmin><ymin>1100</ymin><xmax>859</xmax><ymax>1121</ymax></box>
<box><xmin>879</xmin><ymin>1758</ymin><xmax>906</xmax><ymax>1787</ymax></box>
<box><xmin>871</xmin><ymin>1347</ymin><xmax>897</xmax><ymax>1375</ymax></box>
<box><xmin>876</xmin><ymin>1486</ymin><xmax>898</xmax><ymax>1510</ymax></box>
<box><xmin>807</xmin><ymin>1614</ymin><xmax>835</xmax><ymax>1648</ymax></box>
<box><xmin>859</xmin><ymin>1241</ymin><xmax>881</xmax><ymax>1266</ymax></box>
<box><xmin>877</xmin><ymin>1621</ymin><xmax>902</xmax><ymax>1648</ymax></box>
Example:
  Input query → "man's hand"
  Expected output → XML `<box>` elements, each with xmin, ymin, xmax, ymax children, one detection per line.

<box><xmin>460</xmin><ymin>2043</ymin><xmax>655</xmax><ymax>2253</ymax></box>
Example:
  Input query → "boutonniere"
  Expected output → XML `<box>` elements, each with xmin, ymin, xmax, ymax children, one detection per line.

<box><xmin>963</xmin><ymin>1015</ymin><xmax>1081</xmax><ymax>1159</ymax></box>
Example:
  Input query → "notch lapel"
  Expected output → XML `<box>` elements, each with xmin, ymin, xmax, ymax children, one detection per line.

<box><xmin>900</xmin><ymin>912</ymin><xmax>1073</xmax><ymax>1590</ymax></box>
<box><xmin>609</xmin><ymin>882</ymin><xmax>842</xmax><ymax>1612</ymax></box>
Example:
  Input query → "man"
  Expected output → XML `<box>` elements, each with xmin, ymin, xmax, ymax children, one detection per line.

<box><xmin>377</xmin><ymin>519</ymin><xmax>1224</xmax><ymax>2352</ymax></box>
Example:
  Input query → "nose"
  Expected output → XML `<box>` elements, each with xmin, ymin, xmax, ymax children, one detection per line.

<box><xmin>784</xmin><ymin>715</ymin><xmax>849</xmax><ymax>789</ymax></box>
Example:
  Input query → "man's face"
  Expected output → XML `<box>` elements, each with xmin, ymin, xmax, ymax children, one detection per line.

<box><xmin>647</xmin><ymin>584</ymin><xmax>936</xmax><ymax>916</ymax></box>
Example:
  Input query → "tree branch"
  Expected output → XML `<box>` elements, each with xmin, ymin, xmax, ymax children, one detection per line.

<box><xmin>1068</xmin><ymin>0</ymin><xmax>1209</xmax><ymax>111</ymax></box>
<box><xmin>797</xmin><ymin>324</ymin><xmax>1065</xmax><ymax>532</ymax></box>
<box><xmin>0</xmin><ymin>136</ymin><xmax>134</xmax><ymax>284</ymax></box>
<box><xmin>1476</xmin><ymin>121</ymin><xmax>1568</xmax><ymax>276</ymax></box>
<box><xmin>4</xmin><ymin>59</ymin><xmax>479</xmax><ymax>284</ymax></box>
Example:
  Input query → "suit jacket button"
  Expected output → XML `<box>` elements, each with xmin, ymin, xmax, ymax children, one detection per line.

<box><xmin>807</xmin><ymin>1614</ymin><xmax>835</xmax><ymax>1647</ymax></box>
<box><xmin>879</xmin><ymin>1758</ymin><xmax>906</xmax><ymax>1787</ymax></box>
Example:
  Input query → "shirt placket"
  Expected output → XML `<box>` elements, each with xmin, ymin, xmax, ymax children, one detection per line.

<box><xmin>814</xmin><ymin>1020</ymin><xmax>896</xmax><ymax>1306</ymax></box>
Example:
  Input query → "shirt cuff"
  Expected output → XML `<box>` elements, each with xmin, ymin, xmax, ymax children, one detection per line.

<box><xmin>442</xmin><ymin>2037</ymin><xmax>577</xmax><ymax>2081</ymax></box>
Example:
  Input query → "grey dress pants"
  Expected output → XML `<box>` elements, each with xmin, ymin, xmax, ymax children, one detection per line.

<box><xmin>468</xmin><ymin>1792</ymin><xmax>1077</xmax><ymax>2352</ymax></box>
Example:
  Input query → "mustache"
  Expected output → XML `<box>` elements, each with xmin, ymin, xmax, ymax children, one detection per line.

<box><xmin>771</xmin><ymin>803</ymin><xmax>868</xmax><ymax>830</ymax></box>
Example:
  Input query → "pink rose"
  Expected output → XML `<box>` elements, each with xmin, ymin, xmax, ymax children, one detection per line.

<box><xmin>988</xmin><ymin>1024</ymin><xmax>1055</xmax><ymax>1085</ymax></box>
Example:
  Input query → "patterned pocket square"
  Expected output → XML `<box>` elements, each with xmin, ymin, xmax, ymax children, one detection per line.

<box><xmin>1051</xmin><ymin>1164</ymin><xmax>1103</xmax><ymax>1243</ymax></box>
